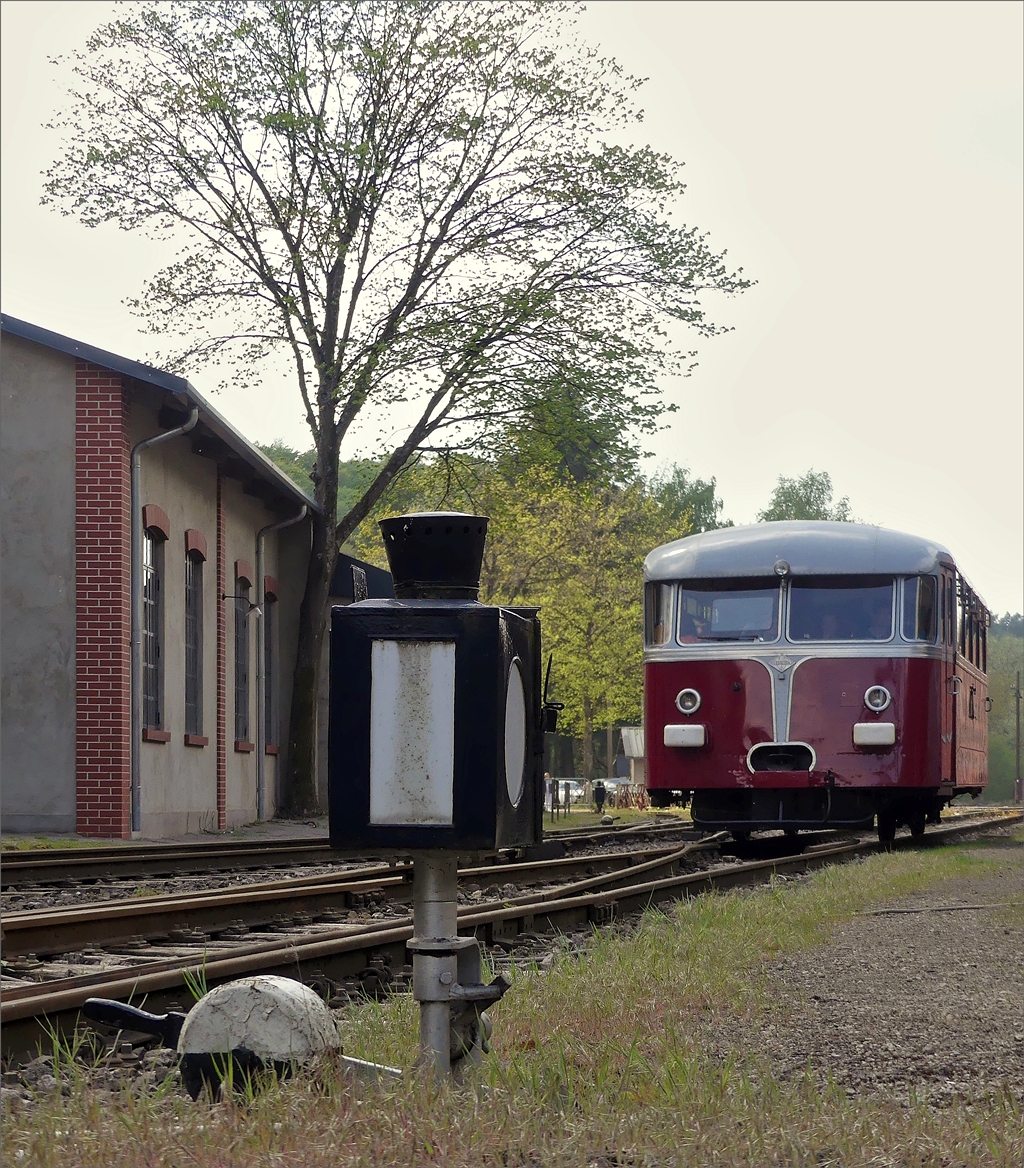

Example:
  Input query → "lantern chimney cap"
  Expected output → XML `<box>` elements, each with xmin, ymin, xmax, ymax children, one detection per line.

<box><xmin>379</xmin><ymin>512</ymin><xmax>489</xmax><ymax>600</ymax></box>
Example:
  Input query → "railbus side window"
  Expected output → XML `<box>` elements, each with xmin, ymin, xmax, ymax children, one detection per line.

<box><xmin>902</xmin><ymin>575</ymin><xmax>937</xmax><ymax>642</ymax></box>
<box><xmin>958</xmin><ymin>582</ymin><xmax>966</xmax><ymax>658</ymax></box>
<box><xmin>939</xmin><ymin>577</ymin><xmax>946</xmax><ymax>643</ymax></box>
<box><xmin>644</xmin><ymin>582</ymin><xmax>674</xmax><ymax>646</ymax></box>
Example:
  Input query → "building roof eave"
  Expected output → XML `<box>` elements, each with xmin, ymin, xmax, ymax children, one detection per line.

<box><xmin>1</xmin><ymin>313</ymin><xmax>319</xmax><ymax>515</ymax></box>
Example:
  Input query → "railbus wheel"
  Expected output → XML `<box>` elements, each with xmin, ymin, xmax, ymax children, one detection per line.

<box><xmin>876</xmin><ymin>808</ymin><xmax>897</xmax><ymax>844</ymax></box>
<box><xmin>908</xmin><ymin>805</ymin><xmax>926</xmax><ymax>837</ymax></box>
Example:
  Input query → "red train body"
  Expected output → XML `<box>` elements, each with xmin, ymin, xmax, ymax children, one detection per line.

<box><xmin>643</xmin><ymin>523</ymin><xmax>989</xmax><ymax>841</ymax></box>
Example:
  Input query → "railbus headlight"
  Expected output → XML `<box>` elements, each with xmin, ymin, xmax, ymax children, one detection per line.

<box><xmin>675</xmin><ymin>688</ymin><xmax>701</xmax><ymax>715</ymax></box>
<box><xmin>864</xmin><ymin>685</ymin><xmax>891</xmax><ymax>712</ymax></box>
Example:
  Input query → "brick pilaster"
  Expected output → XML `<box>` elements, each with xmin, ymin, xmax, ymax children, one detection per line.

<box><xmin>75</xmin><ymin>361</ymin><xmax>131</xmax><ymax>838</ymax></box>
<box><xmin>216</xmin><ymin>467</ymin><xmax>227</xmax><ymax>829</ymax></box>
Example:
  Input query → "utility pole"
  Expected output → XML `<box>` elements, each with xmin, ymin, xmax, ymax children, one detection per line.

<box><xmin>1014</xmin><ymin>670</ymin><xmax>1022</xmax><ymax>804</ymax></box>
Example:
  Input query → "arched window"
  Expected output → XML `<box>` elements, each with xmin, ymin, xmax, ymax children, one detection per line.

<box><xmin>184</xmin><ymin>530</ymin><xmax>207</xmax><ymax>742</ymax></box>
<box><xmin>234</xmin><ymin>559</ymin><xmax>253</xmax><ymax>747</ymax></box>
<box><xmin>141</xmin><ymin>520</ymin><xmax>165</xmax><ymax>728</ymax></box>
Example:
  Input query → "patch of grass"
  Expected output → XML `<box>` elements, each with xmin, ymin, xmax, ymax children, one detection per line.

<box><xmin>546</xmin><ymin>805</ymin><xmax>691</xmax><ymax>830</ymax></box>
<box><xmin>4</xmin><ymin>842</ymin><xmax>1021</xmax><ymax>1166</ymax></box>
<box><xmin>0</xmin><ymin>835</ymin><xmax>113</xmax><ymax>851</ymax></box>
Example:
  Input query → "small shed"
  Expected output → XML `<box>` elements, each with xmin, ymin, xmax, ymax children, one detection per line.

<box><xmin>620</xmin><ymin>726</ymin><xmax>646</xmax><ymax>788</ymax></box>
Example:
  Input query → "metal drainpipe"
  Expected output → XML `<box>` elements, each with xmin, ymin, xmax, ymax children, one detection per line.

<box><xmin>130</xmin><ymin>408</ymin><xmax>199</xmax><ymax>835</ymax></box>
<box><xmin>255</xmin><ymin>504</ymin><xmax>308</xmax><ymax>820</ymax></box>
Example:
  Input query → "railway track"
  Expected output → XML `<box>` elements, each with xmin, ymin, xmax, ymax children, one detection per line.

<box><xmin>1</xmin><ymin>839</ymin><xmax>726</xmax><ymax>958</ymax></box>
<box><xmin>0</xmin><ymin>817</ymin><xmax>700</xmax><ymax>888</ymax></box>
<box><xmin>1</xmin><ymin>810</ymin><xmax>1017</xmax><ymax>1063</ymax></box>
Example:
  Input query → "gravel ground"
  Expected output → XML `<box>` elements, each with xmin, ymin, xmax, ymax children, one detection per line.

<box><xmin>717</xmin><ymin>832</ymin><xmax>1024</xmax><ymax>1107</ymax></box>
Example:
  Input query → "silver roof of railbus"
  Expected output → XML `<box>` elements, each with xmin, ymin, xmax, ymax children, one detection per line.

<box><xmin>645</xmin><ymin>522</ymin><xmax>956</xmax><ymax>581</ymax></box>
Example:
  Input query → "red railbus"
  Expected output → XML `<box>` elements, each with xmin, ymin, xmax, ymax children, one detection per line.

<box><xmin>643</xmin><ymin>522</ymin><xmax>989</xmax><ymax>842</ymax></box>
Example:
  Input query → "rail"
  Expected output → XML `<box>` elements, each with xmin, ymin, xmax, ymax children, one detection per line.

<box><xmin>1</xmin><ymin>810</ymin><xmax>1017</xmax><ymax>1062</ymax></box>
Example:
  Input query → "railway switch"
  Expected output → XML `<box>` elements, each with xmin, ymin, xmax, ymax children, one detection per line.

<box><xmin>328</xmin><ymin>512</ymin><xmax>546</xmax><ymax>1075</ymax></box>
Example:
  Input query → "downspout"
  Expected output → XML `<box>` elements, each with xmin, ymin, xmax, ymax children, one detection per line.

<box><xmin>256</xmin><ymin>505</ymin><xmax>308</xmax><ymax>820</ymax></box>
<box><xmin>131</xmin><ymin>407</ymin><xmax>199</xmax><ymax>834</ymax></box>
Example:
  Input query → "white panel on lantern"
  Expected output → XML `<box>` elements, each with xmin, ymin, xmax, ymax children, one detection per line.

<box><xmin>370</xmin><ymin>640</ymin><xmax>455</xmax><ymax>825</ymax></box>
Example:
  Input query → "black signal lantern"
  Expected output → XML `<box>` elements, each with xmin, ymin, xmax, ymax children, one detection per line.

<box><xmin>328</xmin><ymin>512</ymin><xmax>548</xmax><ymax>853</ymax></box>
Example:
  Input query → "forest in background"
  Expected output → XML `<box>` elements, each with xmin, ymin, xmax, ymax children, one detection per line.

<box><xmin>987</xmin><ymin>614</ymin><xmax>1023</xmax><ymax>802</ymax></box>
<box><xmin>260</xmin><ymin>439</ymin><xmax>1021</xmax><ymax>796</ymax></box>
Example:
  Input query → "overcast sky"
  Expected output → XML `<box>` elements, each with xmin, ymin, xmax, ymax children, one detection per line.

<box><xmin>2</xmin><ymin>1</ymin><xmax>1021</xmax><ymax>613</ymax></box>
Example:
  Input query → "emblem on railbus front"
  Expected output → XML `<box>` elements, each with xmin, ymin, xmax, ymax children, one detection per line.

<box><xmin>771</xmin><ymin>655</ymin><xmax>793</xmax><ymax>673</ymax></box>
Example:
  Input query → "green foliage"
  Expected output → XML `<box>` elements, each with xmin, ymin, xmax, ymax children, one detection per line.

<box><xmin>756</xmin><ymin>469</ymin><xmax>853</xmax><ymax>523</ymax></box>
<box><xmin>482</xmin><ymin>473</ymin><xmax>683</xmax><ymax>759</ymax></box>
<box><xmin>986</xmin><ymin>621</ymin><xmax>1023</xmax><ymax>801</ymax></box>
<box><xmin>649</xmin><ymin>464</ymin><xmax>731</xmax><ymax>533</ymax></box>
<box><xmin>257</xmin><ymin>441</ymin><xmax>316</xmax><ymax>496</ymax></box>
<box><xmin>992</xmin><ymin>612</ymin><xmax>1023</xmax><ymax>637</ymax></box>
<box><xmin>321</xmin><ymin>450</ymin><xmax>723</xmax><ymax>774</ymax></box>
<box><xmin>339</xmin><ymin>455</ymin><xmax>712</xmax><ymax>775</ymax></box>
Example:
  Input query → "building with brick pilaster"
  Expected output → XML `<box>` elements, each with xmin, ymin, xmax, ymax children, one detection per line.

<box><xmin>1</xmin><ymin>315</ymin><xmax>320</xmax><ymax>838</ymax></box>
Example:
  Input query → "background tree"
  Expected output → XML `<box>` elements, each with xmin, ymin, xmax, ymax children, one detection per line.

<box><xmin>986</xmin><ymin>614</ymin><xmax>1023</xmax><ymax>801</ymax></box>
<box><xmin>757</xmin><ymin>469</ymin><xmax>853</xmax><ymax>523</ymax></box>
<box><xmin>342</xmin><ymin>455</ymin><xmax>702</xmax><ymax>777</ymax></box>
<box><xmin>47</xmin><ymin>0</ymin><xmax>749</xmax><ymax>810</ymax></box>
<box><xmin>649</xmin><ymin>464</ymin><xmax>731</xmax><ymax>533</ymax></box>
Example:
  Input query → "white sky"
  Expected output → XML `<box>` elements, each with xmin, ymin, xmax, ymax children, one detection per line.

<box><xmin>2</xmin><ymin>1</ymin><xmax>1021</xmax><ymax>613</ymax></box>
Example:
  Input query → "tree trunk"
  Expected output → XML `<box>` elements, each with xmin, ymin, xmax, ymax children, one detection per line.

<box><xmin>582</xmin><ymin>695</ymin><xmax>594</xmax><ymax>780</ymax></box>
<box><xmin>283</xmin><ymin>501</ymin><xmax>339</xmax><ymax>814</ymax></box>
<box><xmin>606</xmin><ymin>723</ymin><xmax>614</xmax><ymax>779</ymax></box>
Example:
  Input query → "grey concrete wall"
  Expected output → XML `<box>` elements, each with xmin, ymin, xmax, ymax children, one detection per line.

<box><xmin>1</xmin><ymin>334</ymin><xmax>77</xmax><ymax>832</ymax></box>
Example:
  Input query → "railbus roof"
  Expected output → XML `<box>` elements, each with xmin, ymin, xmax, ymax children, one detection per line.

<box><xmin>645</xmin><ymin>521</ymin><xmax>956</xmax><ymax>582</ymax></box>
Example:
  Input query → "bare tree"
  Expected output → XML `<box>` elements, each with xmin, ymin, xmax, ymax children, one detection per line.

<box><xmin>45</xmin><ymin>0</ymin><xmax>750</xmax><ymax>810</ymax></box>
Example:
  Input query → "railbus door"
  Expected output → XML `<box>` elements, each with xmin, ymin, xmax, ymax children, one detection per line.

<box><xmin>940</xmin><ymin>567</ymin><xmax>957</xmax><ymax>785</ymax></box>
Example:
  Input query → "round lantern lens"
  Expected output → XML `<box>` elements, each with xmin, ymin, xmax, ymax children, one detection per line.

<box><xmin>675</xmin><ymin>688</ymin><xmax>701</xmax><ymax>715</ymax></box>
<box><xmin>504</xmin><ymin>659</ymin><xmax>527</xmax><ymax>807</ymax></box>
<box><xmin>864</xmin><ymin>685</ymin><xmax>891</xmax><ymax>712</ymax></box>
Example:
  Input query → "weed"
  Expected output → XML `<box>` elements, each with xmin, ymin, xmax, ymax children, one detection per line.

<box><xmin>181</xmin><ymin>956</ymin><xmax>210</xmax><ymax>1003</ymax></box>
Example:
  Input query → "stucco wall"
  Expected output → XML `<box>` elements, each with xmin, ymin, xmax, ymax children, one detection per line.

<box><xmin>131</xmin><ymin>398</ymin><xmax>310</xmax><ymax>835</ymax></box>
<box><xmin>0</xmin><ymin>334</ymin><xmax>77</xmax><ymax>832</ymax></box>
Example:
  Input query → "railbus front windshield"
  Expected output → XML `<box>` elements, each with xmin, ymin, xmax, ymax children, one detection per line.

<box><xmin>677</xmin><ymin>578</ymin><xmax>781</xmax><ymax>643</ymax></box>
<box><xmin>788</xmin><ymin>575</ymin><xmax>894</xmax><ymax>642</ymax></box>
